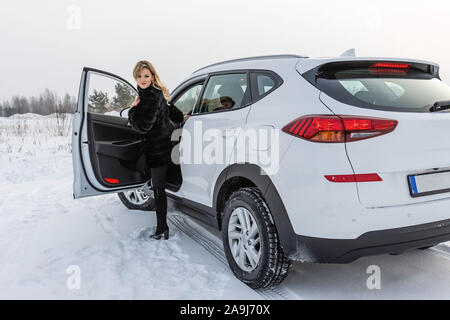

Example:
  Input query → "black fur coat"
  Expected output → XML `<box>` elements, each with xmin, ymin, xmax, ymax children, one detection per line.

<box><xmin>128</xmin><ymin>85</ymin><xmax>183</xmax><ymax>168</ymax></box>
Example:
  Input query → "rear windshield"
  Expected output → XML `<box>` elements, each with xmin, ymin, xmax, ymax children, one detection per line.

<box><xmin>304</xmin><ymin>62</ymin><xmax>450</xmax><ymax>112</ymax></box>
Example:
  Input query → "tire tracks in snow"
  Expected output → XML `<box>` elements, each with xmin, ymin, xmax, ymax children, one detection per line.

<box><xmin>167</xmin><ymin>212</ymin><xmax>450</xmax><ymax>299</ymax></box>
<box><xmin>167</xmin><ymin>213</ymin><xmax>290</xmax><ymax>300</ymax></box>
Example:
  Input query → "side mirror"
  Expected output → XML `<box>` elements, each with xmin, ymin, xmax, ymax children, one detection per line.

<box><xmin>120</xmin><ymin>107</ymin><xmax>130</xmax><ymax>118</ymax></box>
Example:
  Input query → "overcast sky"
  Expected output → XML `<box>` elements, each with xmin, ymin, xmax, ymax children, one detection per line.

<box><xmin>1</xmin><ymin>0</ymin><xmax>450</xmax><ymax>102</ymax></box>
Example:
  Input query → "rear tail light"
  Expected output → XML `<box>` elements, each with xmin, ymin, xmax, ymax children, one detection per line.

<box><xmin>281</xmin><ymin>115</ymin><xmax>398</xmax><ymax>143</ymax></box>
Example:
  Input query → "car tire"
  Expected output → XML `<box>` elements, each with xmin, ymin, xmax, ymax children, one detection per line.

<box><xmin>118</xmin><ymin>187</ymin><xmax>155</xmax><ymax>211</ymax></box>
<box><xmin>221</xmin><ymin>187</ymin><xmax>292</xmax><ymax>289</ymax></box>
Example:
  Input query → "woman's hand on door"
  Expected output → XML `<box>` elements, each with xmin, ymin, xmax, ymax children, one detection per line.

<box><xmin>130</xmin><ymin>96</ymin><xmax>140</xmax><ymax>108</ymax></box>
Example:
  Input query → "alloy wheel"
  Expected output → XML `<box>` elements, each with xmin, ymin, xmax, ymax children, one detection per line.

<box><xmin>227</xmin><ymin>206</ymin><xmax>262</xmax><ymax>272</ymax></box>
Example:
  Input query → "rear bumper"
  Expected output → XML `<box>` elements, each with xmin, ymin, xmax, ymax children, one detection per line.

<box><xmin>290</xmin><ymin>218</ymin><xmax>450</xmax><ymax>263</ymax></box>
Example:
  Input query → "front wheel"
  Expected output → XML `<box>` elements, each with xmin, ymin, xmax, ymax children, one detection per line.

<box><xmin>118</xmin><ymin>187</ymin><xmax>155</xmax><ymax>211</ymax></box>
<box><xmin>222</xmin><ymin>187</ymin><xmax>292</xmax><ymax>289</ymax></box>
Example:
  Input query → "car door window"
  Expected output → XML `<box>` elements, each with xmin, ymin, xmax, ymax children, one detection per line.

<box><xmin>87</xmin><ymin>73</ymin><xmax>137</xmax><ymax>117</ymax></box>
<box><xmin>172</xmin><ymin>83</ymin><xmax>203</xmax><ymax>114</ymax></box>
<box><xmin>250</xmin><ymin>71</ymin><xmax>282</xmax><ymax>101</ymax></box>
<box><xmin>195</xmin><ymin>73</ymin><xmax>249</xmax><ymax>114</ymax></box>
<box><xmin>256</xmin><ymin>75</ymin><xmax>275</xmax><ymax>95</ymax></box>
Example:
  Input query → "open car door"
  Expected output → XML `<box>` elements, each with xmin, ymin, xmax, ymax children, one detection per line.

<box><xmin>72</xmin><ymin>67</ymin><xmax>150</xmax><ymax>199</ymax></box>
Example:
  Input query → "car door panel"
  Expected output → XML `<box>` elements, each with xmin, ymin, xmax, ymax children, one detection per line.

<box><xmin>177</xmin><ymin>72</ymin><xmax>251</xmax><ymax>208</ymax></box>
<box><xmin>87</xmin><ymin>112</ymin><xmax>148</xmax><ymax>187</ymax></box>
<box><xmin>178</xmin><ymin>108</ymin><xmax>250</xmax><ymax>207</ymax></box>
<box><xmin>89</xmin><ymin>113</ymin><xmax>144</xmax><ymax>162</ymax></box>
<box><xmin>73</xmin><ymin>67</ymin><xmax>149</xmax><ymax>199</ymax></box>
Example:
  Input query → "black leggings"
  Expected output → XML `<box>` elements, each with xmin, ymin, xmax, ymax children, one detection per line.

<box><xmin>149</xmin><ymin>163</ymin><xmax>169</xmax><ymax>233</ymax></box>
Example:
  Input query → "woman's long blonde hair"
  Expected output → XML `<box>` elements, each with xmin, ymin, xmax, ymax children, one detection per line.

<box><xmin>133</xmin><ymin>60</ymin><xmax>171</xmax><ymax>102</ymax></box>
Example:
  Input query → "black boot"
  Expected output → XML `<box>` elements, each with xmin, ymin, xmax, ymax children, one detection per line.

<box><xmin>150</xmin><ymin>186</ymin><xmax>169</xmax><ymax>240</ymax></box>
<box><xmin>150</xmin><ymin>227</ymin><xmax>169</xmax><ymax>240</ymax></box>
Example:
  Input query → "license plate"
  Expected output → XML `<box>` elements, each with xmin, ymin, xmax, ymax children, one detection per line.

<box><xmin>408</xmin><ymin>170</ymin><xmax>450</xmax><ymax>198</ymax></box>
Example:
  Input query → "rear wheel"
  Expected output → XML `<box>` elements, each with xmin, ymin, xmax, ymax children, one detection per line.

<box><xmin>222</xmin><ymin>187</ymin><xmax>292</xmax><ymax>289</ymax></box>
<box><xmin>118</xmin><ymin>187</ymin><xmax>155</xmax><ymax>211</ymax></box>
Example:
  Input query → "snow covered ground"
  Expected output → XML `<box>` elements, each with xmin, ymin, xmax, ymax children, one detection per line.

<box><xmin>0</xmin><ymin>113</ymin><xmax>449</xmax><ymax>299</ymax></box>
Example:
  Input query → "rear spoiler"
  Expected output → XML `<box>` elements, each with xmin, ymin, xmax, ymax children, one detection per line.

<box><xmin>297</xmin><ymin>57</ymin><xmax>440</xmax><ymax>82</ymax></box>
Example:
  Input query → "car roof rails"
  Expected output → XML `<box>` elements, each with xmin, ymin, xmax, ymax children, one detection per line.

<box><xmin>192</xmin><ymin>54</ymin><xmax>308</xmax><ymax>74</ymax></box>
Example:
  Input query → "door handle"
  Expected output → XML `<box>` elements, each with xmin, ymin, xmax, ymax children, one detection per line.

<box><xmin>111</xmin><ymin>139</ymin><xmax>144</xmax><ymax>146</ymax></box>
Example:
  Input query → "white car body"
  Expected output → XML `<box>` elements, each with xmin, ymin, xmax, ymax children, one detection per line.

<box><xmin>72</xmin><ymin>54</ymin><xmax>450</xmax><ymax>264</ymax></box>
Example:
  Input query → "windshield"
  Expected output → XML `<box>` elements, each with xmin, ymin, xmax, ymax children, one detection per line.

<box><xmin>311</xmin><ymin>64</ymin><xmax>450</xmax><ymax>112</ymax></box>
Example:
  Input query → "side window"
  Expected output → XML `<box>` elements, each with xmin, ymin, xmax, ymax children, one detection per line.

<box><xmin>250</xmin><ymin>72</ymin><xmax>282</xmax><ymax>101</ymax></box>
<box><xmin>195</xmin><ymin>73</ymin><xmax>249</xmax><ymax>114</ymax></box>
<box><xmin>87</xmin><ymin>73</ymin><xmax>137</xmax><ymax>117</ymax></box>
<box><xmin>172</xmin><ymin>83</ymin><xmax>203</xmax><ymax>114</ymax></box>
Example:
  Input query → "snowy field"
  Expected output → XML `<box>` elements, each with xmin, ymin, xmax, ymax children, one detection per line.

<box><xmin>0</xmin><ymin>113</ymin><xmax>450</xmax><ymax>300</ymax></box>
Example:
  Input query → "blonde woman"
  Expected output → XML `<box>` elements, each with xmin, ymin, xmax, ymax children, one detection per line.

<box><xmin>128</xmin><ymin>60</ymin><xmax>183</xmax><ymax>240</ymax></box>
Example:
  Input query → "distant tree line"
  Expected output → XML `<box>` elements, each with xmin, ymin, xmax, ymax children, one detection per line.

<box><xmin>0</xmin><ymin>89</ymin><xmax>77</xmax><ymax>117</ymax></box>
<box><xmin>88</xmin><ymin>82</ymin><xmax>135</xmax><ymax>114</ymax></box>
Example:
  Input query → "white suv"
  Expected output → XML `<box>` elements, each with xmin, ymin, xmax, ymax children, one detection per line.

<box><xmin>72</xmin><ymin>54</ymin><xmax>450</xmax><ymax>288</ymax></box>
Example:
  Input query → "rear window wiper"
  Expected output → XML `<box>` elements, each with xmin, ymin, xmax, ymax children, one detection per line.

<box><xmin>429</xmin><ymin>100</ymin><xmax>450</xmax><ymax>112</ymax></box>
